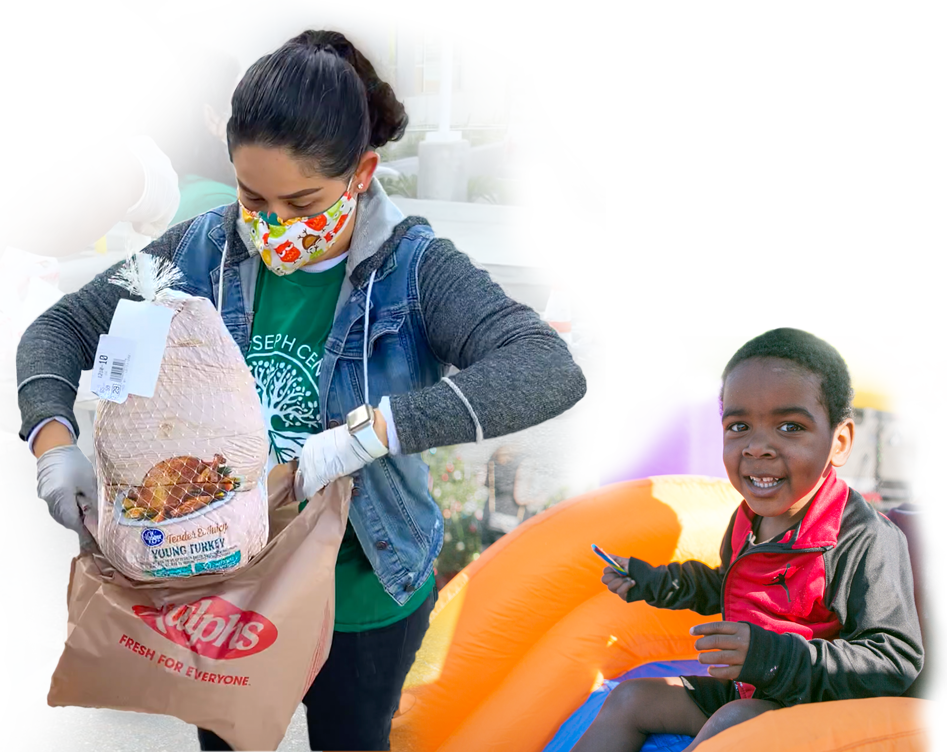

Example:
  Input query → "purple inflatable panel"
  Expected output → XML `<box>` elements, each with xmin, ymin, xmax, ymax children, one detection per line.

<box><xmin>600</xmin><ymin>337</ymin><xmax>727</xmax><ymax>485</ymax></box>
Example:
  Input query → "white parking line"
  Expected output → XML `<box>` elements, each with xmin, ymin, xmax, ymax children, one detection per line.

<box><xmin>0</xmin><ymin>658</ymin><xmax>56</xmax><ymax>728</ymax></box>
<box><xmin>0</xmin><ymin>612</ymin><xmax>62</xmax><ymax>650</ymax></box>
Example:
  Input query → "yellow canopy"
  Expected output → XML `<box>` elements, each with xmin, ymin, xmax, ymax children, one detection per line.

<box><xmin>828</xmin><ymin>337</ymin><xmax>947</xmax><ymax>415</ymax></box>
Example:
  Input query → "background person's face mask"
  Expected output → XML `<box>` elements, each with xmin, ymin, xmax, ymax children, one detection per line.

<box><xmin>240</xmin><ymin>180</ymin><xmax>357</xmax><ymax>275</ymax></box>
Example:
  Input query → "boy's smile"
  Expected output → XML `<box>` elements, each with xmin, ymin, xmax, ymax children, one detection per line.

<box><xmin>721</xmin><ymin>357</ymin><xmax>854</xmax><ymax>540</ymax></box>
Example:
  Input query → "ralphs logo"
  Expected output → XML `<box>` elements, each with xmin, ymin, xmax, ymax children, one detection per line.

<box><xmin>132</xmin><ymin>596</ymin><xmax>277</xmax><ymax>660</ymax></box>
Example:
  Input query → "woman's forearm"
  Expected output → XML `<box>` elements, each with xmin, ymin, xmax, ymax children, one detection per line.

<box><xmin>16</xmin><ymin>220</ymin><xmax>193</xmax><ymax>442</ymax></box>
<box><xmin>32</xmin><ymin>421</ymin><xmax>75</xmax><ymax>458</ymax></box>
<box><xmin>389</xmin><ymin>239</ymin><xmax>586</xmax><ymax>454</ymax></box>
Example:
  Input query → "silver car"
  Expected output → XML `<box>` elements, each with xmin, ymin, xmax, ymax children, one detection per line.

<box><xmin>497</xmin><ymin>110</ymin><xmax>605</xmax><ymax>183</ymax></box>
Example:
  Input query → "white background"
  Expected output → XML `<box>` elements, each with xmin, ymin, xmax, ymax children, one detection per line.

<box><xmin>607</xmin><ymin>0</ymin><xmax>947</xmax><ymax>409</ymax></box>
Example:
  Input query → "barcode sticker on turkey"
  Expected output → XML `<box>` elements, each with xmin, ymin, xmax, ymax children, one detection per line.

<box><xmin>107</xmin><ymin>299</ymin><xmax>174</xmax><ymax>398</ymax></box>
<box><xmin>90</xmin><ymin>335</ymin><xmax>135</xmax><ymax>404</ymax></box>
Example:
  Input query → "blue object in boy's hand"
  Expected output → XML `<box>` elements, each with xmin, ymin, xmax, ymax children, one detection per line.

<box><xmin>592</xmin><ymin>544</ymin><xmax>629</xmax><ymax>576</ymax></box>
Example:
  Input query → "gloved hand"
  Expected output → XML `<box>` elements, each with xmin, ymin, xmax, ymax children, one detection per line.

<box><xmin>294</xmin><ymin>425</ymin><xmax>375</xmax><ymax>502</ymax></box>
<box><xmin>122</xmin><ymin>135</ymin><xmax>181</xmax><ymax>238</ymax></box>
<box><xmin>36</xmin><ymin>445</ymin><xmax>98</xmax><ymax>551</ymax></box>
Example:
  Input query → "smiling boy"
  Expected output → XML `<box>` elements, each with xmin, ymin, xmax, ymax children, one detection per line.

<box><xmin>573</xmin><ymin>328</ymin><xmax>924</xmax><ymax>752</ymax></box>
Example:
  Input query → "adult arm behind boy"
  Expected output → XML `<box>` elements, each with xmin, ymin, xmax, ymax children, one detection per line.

<box><xmin>735</xmin><ymin>510</ymin><xmax>923</xmax><ymax>706</ymax></box>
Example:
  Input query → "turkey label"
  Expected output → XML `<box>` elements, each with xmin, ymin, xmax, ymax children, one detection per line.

<box><xmin>112</xmin><ymin>453</ymin><xmax>248</xmax><ymax>577</ymax></box>
<box><xmin>94</xmin><ymin>288</ymin><xmax>269</xmax><ymax>582</ymax></box>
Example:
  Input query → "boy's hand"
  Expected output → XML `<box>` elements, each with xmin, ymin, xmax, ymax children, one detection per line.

<box><xmin>691</xmin><ymin>621</ymin><xmax>750</xmax><ymax>680</ymax></box>
<box><xmin>602</xmin><ymin>555</ymin><xmax>636</xmax><ymax>600</ymax></box>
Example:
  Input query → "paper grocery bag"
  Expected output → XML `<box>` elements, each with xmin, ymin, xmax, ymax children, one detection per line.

<box><xmin>48</xmin><ymin>478</ymin><xmax>350</xmax><ymax>752</ymax></box>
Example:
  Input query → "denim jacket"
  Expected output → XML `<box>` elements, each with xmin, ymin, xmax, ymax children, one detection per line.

<box><xmin>169</xmin><ymin>204</ymin><xmax>445</xmax><ymax>604</ymax></box>
<box><xmin>18</xmin><ymin>181</ymin><xmax>587</xmax><ymax>605</ymax></box>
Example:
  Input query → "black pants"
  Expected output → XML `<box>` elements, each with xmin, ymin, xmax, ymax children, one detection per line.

<box><xmin>197</xmin><ymin>588</ymin><xmax>437</xmax><ymax>751</ymax></box>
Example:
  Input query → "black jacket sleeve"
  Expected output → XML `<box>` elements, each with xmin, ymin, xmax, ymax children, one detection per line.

<box><xmin>622</xmin><ymin>512</ymin><xmax>736</xmax><ymax>615</ymax></box>
<box><xmin>738</xmin><ymin>513</ymin><xmax>924</xmax><ymax>706</ymax></box>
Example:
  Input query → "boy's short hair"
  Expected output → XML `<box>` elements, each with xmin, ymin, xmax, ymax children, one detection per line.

<box><xmin>721</xmin><ymin>328</ymin><xmax>855</xmax><ymax>427</ymax></box>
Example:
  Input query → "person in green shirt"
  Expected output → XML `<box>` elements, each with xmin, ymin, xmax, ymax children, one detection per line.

<box><xmin>21</xmin><ymin>29</ymin><xmax>586</xmax><ymax>752</ymax></box>
<box><xmin>249</xmin><ymin>250</ymin><xmax>435</xmax><ymax>632</ymax></box>
<box><xmin>136</xmin><ymin>40</ymin><xmax>240</xmax><ymax>224</ymax></box>
<box><xmin>0</xmin><ymin>84</ymin><xmax>178</xmax><ymax>257</ymax></box>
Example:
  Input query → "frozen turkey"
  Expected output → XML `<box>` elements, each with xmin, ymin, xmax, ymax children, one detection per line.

<box><xmin>92</xmin><ymin>253</ymin><xmax>269</xmax><ymax>581</ymax></box>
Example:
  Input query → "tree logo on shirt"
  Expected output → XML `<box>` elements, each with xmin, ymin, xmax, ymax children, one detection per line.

<box><xmin>247</xmin><ymin>352</ymin><xmax>321</xmax><ymax>463</ymax></box>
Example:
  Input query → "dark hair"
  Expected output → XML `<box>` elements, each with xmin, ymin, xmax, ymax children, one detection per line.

<box><xmin>721</xmin><ymin>328</ymin><xmax>855</xmax><ymax>427</ymax></box>
<box><xmin>136</xmin><ymin>40</ymin><xmax>240</xmax><ymax>185</ymax></box>
<box><xmin>227</xmin><ymin>30</ymin><xmax>408</xmax><ymax>178</ymax></box>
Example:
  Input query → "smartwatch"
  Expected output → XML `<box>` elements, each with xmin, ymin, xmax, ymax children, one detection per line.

<box><xmin>346</xmin><ymin>404</ymin><xmax>389</xmax><ymax>459</ymax></box>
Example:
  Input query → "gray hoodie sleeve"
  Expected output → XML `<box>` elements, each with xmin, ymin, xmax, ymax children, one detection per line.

<box><xmin>388</xmin><ymin>238</ymin><xmax>587</xmax><ymax>455</ymax></box>
<box><xmin>15</xmin><ymin>220</ymin><xmax>193</xmax><ymax>441</ymax></box>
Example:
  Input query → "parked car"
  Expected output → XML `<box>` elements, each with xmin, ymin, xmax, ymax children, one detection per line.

<box><xmin>497</xmin><ymin>110</ymin><xmax>605</xmax><ymax>183</ymax></box>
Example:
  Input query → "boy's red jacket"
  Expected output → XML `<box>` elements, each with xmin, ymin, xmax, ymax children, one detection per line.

<box><xmin>622</xmin><ymin>469</ymin><xmax>924</xmax><ymax>705</ymax></box>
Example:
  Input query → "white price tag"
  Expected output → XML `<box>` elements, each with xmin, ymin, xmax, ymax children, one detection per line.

<box><xmin>107</xmin><ymin>299</ymin><xmax>174</xmax><ymax>398</ymax></box>
<box><xmin>90</xmin><ymin>335</ymin><xmax>136</xmax><ymax>404</ymax></box>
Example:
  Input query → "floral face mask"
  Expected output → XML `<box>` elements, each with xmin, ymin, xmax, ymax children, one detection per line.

<box><xmin>240</xmin><ymin>179</ymin><xmax>357</xmax><ymax>275</ymax></box>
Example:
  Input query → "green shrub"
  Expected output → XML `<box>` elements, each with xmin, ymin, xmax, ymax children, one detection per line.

<box><xmin>395</xmin><ymin>131</ymin><xmax>425</xmax><ymax>159</ymax></box>
<box><xmin>467</xmin><ymin>175</ymin><xmax>497</xmax><ymax>204</ymax></box>
<box><xmin>377</xmin><ymin>173</ymin><xmax>418</xmax><ymax>198</ymax></box>
<box><xmin>423</xmin><ymin>447</ymin><xmax>486</xmax><ymax>582</ymax></box>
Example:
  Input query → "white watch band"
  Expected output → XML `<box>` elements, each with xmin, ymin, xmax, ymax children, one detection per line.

<box><xmin>353</xmin><ymin>422</ymin><xmax>389</xmax><ymax>459</ymax></box>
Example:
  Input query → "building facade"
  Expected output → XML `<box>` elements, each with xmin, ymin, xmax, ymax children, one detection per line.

<box><xmin>0</xmin><ymin>0</ymin><xmax>509</xmax><ymax>131</ymax></box>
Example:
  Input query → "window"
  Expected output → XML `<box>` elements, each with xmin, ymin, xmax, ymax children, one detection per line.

<box><xmin>414</xmin><ymin>3</ymin><xmax>464</xmax><ymax>94</ymax></box>
<box><xmin>579</xmin><ymin>115</ymin><xmax>605</xmax><ymax>138</ymax></box>
<box><xmin>0</xmin><ymin>0</ymin><xmax>146</xmax><ymax>119</ymax></box>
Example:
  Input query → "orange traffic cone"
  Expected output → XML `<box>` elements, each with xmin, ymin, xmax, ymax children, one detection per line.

<box><xmin>543</xmin><ymin>274</ymin><xmax>572</xmax><ymax>345</ymax></box>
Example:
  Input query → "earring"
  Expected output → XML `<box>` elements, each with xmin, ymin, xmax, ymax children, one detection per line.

<box><xmin>358</xmin><ymin>183</ymin><xmax>364</xmax><ymax>190</ymax></box>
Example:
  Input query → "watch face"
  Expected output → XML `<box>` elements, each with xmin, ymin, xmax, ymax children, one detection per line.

<box><xmin>347</xmin><ymin>404</ymin><xmax>372</xmax><ymax>433</ymax></box>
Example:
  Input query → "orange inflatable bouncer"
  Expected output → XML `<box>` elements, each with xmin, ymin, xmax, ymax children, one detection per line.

<box><xmin>390</xmin><ymin>476</ymin><xmax>931</xmax><ymax>751</ymax></box>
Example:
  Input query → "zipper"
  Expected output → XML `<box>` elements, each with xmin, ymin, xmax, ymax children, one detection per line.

<box><xmin>719</xmin><ymin>542</ymin><xmax>830</xmax><ymax>620</ymax></box>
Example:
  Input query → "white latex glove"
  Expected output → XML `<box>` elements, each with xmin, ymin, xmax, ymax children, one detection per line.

<box><xmin>122</xmin><ymin>135</ymin><xmax>181</xmax><ymax>238</ymax></box>
<box><xmin>36</xmin><ymin>445</ymin><xmax>98</xmax><ymax>551</ymax></box>
<box><xmin>295</xmin><ymin>425</ymin><xmax>374</xmax><ymax>502</ymax></box>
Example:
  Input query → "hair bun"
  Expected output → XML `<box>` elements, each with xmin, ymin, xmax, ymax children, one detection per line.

<box><xmin>287</xmin><ymin>25</ymin><xmax>408</xmax><ymax>149</ymax></box>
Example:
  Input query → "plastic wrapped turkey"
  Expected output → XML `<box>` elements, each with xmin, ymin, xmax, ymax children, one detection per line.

<box><xmin>92</xmin><ymin>252</ymin><xmax>269</xmax><ymax>581</ymax></box>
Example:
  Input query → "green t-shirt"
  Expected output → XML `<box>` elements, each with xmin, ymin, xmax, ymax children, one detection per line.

<box><xmin>250</xmin><ymin>259</ymin><xmax>435</xmax><ymax>631</ymax></box>
<box><xmin>0</xmin><ymin>84</ymin><xmax>33</xmax><ymax>117</ymax></box>
<box><xmin>171</xmin><ymin>175</ymin><xmax>238</xmax><ymax>226</ymax></box>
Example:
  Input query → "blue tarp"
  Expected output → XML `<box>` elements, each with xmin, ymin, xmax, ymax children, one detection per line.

<box><xmin>542</xmin><ymin>660</ymin><xmax>710</xmax><ymax>752</ymax></box>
